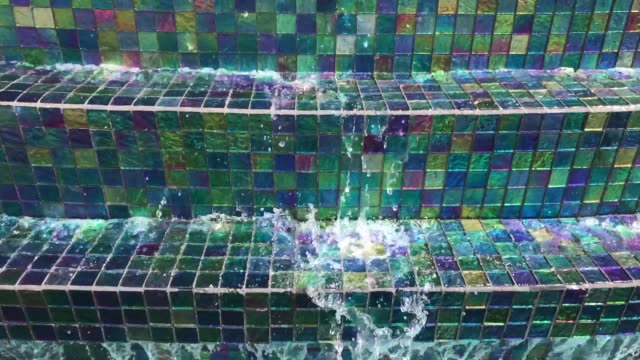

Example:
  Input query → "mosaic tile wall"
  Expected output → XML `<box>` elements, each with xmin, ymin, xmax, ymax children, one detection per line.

<box><xmin>0</xmin><ymin>215</ymin><xmax>638</xmax><ymax>342</ymax></box>
<box><xmin>3</xmin><ymin>287</ymin><xmax>640</xmax><ymax>342</ymax></box>
<box><xmin>2</xmin><ymin>107</ymin><xmax>639</xmax><ymax>220</ymax></box>
<box><xmin>0</xmin><ymin>66</ymin><xmax>638</xmax><ymax>220</ymax></box>
<box><xmin>2</xmin><ymin>0</ymin><xmax>640</xmax><ymax>71</ymax></box>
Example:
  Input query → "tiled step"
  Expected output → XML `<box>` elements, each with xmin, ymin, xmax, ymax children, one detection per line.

<box><xmin>0</xmin><ymin>215</ymin><xmax>638</xmax><ymax>343</ymax></box>
<box><xmin>2</xmin><ymin>66</ymin><xmax>640</xmax><ymax>112</ymax></box>
<box><xmin>0</xmin><ymin>65</ymin><xmax>637</xmax><ymax>219</ymax></box>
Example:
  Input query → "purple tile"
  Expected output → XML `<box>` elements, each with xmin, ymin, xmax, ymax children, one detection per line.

<box><xmin>111</xmin><ymin>96</ymin><xmax>135</xmax><ymax>106</ymax></box>
<box><xmin>296</xmin><ymin>232</ymin><xmax>313</xmax><ymax>245</ymax></box>
<box><xmin>591</xmin><ymin>254</ymin><xmax>619</xmax><ymax>267</ymax></box>
<box><xmin>276</xmin><ymin>191</ymin><xmax>297</xmax><ymax>207</ymax></box>
<box><xmin>56</xmin><ymin>255</ymin><xmax>83</xmax><ymax>268</ymax></box>
<box><xmin>562</xmin><ymin>289</ymin><xmax>587</xmax><ymax>304</ymax></box>
<box><xmin>435</xmin><ymin>256</ymin><xmax>459</xmax><ymax>271</ymax></box>
<box><xmin>319</xmin><ymin>55</ymin><xmax>336</xmax><ymax>72</ymax></box>
<box><xmin>386</xmin><ymin>115</ymin><xmax>409</xmax><ymax>134</ymax></box>
<box><xmin>502</xmin><ymin>219</ymin><xmax>525</xmax><ymax>231</ymax></box>
<box><xmin>627</xmin><ymin>239</ymin><xmax>640</xmax><ymax>251</ymax></box>
<box><xmin>136</xmin><ymin>243</ymin><xmax>160</xmax><ymax>256</ymax></box>
<box><xmin>132</xmin><ymin>111</ymin><xmax>157</xmax><ymax>130</ymax></box>
<box><xmin>74</xmin><ymin>9</ymin><xmax>96</xmax><ymax>30</ymax></box>
<box><xmin>274</xmin><ymin>154</ymin><xmax>295</xmax><ymax>171</ymax></box>
<box><xmin>297</xmin><ymin>14</ymin><xmax>316</xmax><ymax>34</ymax></box>
<box><xmin>378</xmin><ymin>0</ymin><xmax>397</xmax><ymax>13</ymax></box>
<box><xmin>625</xmin><ymin>266</ymin><xmax>640</xmax><ymax>280</ymax></box>
<box><xmin>41</xmin><ymin>109</ymin><xmax>65</xmax><ymax>128</ymax></box>
<box><xmin>395</xmin><ymin>35</ymin><xmax>414</xmax><ymax>54</ymax></box>
<box><xmin>473</xmin><ymin>133</ymin><xmax>495</xmax><ymax>152</ymax></box>
<box><xmin>19</xmin><ymin>270</ymin><xmax>48</xmax><ymax>285</ymax></box>
<box><xmin>475</xmin><ymin>15</ymin><xmax>495</xmax><ymax>34</ymax></box>
<box><xmin>511</xmin><ymin>230</ymin><xmax>535</xmax><ymax>243</ymax></box>
<box><xmin>512</xmin><ymin>270</ymin><xmax>537</xmax><ymax>286</ymax></box>
<box><xmin>490</xmin><ymin>153</ymin><xmax>512</xmax><ymax>170</ymax></box>
<box><xmin>258</xmin><ymin>34</ymin><xmax>277</xmax><ymax>54</ymax></box>
<box><xmin>157</xmin><ymin>13</ymin><xmax>176</xmax><ymax>31</ymax></box>
<box><xmin>218</xmin><ymin>34</ymin><xmax>237</xmax><ymax>52</ymax></box>
<box><xmin>603</xmin><ymin>267</ymin><xmax>631</xmax><ymax>282</ymax></box>
<box><xmin>422</xmin><ymin>189</ymin><xmax>442</xmax><ymax>206</ymax></box>
<box><xmin>363</xmin><ymin>135</ymin><xmax>385</xmax><ymax>153</ymax></box>
<box><xmin>579</xmin><ymin>268</ymin><xmax>609</xmax><ymax>283</ymax></box>
<box><xmin>568</xmin><ymin>169</ymin><xmax>590</xmax><ymax>186</ymax></box>
<box><xmin>180</xmin><ymin>98</ymin><xmax>204</xmax><ymax>107</ymax></box>
<box><xmin>390</xmin><ymin>246</ymin><xmax>409</xmax><ymax>257</ymax></box>
<box><xmin>16</xmin><ymin>28</ymin><xmax>40</xmax><ymax>48</ymax></box>
<box><xmin>204</xmin><ymin>245</ymin><xmax>227</xmax><ymax>257</ymax></box>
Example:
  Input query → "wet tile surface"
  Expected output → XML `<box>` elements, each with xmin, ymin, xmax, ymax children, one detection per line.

<box><xmin>0</xmin><ymin>214</ymin><xmax>638</xmax><ymax>290</ymax></box>
<box><xmin>0</xmin><ymin>67</ymin><xmax>638</xmax><ymax>219</ymax></box>
<box><xmin>0</xmin><ymin>66</ymin><xmax>639</xmax><ymax>111</ymax></box>
<box><xmin>0</xmin><ymin>215</ymin><xmax>639</xmax><ymax>342</ymax></box>
<box><xmin>0</xmin><ymin>0</ymin><xmax>638</xmax><ymax>72</ymax></box>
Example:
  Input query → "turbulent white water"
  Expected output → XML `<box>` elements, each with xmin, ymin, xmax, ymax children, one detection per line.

<box><xmin>29</xmin><ymin>63</ymin><xmax>321</xmax><ymax>95</ymax></box>
<box><xmin>294</xmin><ymin>208</ymin><xmax>430</xmax><ymax>360</ymax></box>
<box><xmin>2</xmin><ymin>336</ymin><xmax>640</xmax><ymax>360</ymax></box>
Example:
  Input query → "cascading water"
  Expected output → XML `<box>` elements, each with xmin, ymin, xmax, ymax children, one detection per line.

<box><xmin>0</xmin><ymin>65</ymin><xmax>637</xmax><ymax>359</ymax></box>
<box><xmin>294</xmin><ymin>207</ymin><xmax>431</xmax><ymax>360</ymax></box>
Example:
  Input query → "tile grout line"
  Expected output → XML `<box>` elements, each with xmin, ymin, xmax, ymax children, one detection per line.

<box><xmin>3</xmin><ymin>100</ymin><xmax>640</xmax><ymax>116</ymax></box>
<box><xmin>2</xmin><ymin>280</ymin><xmax>640</xmax><ymax>294</ymax></box>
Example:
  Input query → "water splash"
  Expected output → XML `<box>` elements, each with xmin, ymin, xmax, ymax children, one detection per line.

<box><xmin>155</xmin><ymin>196</ymin><xmax>167</xmax><ymax>219</ymax></box>
<box><xmin>632</xmin><ymin>213</ymin><xmax>640</xmax><ymax>233</ymax></box>
<box><xmin>295</xmin><ymin>207</ymin><xmax>430</xmax><ymax>360</ymax></box>
<box><xmin>2</xmin><ymin>336</ymin><xmax>640</xmax><ymax>360</ymax></box>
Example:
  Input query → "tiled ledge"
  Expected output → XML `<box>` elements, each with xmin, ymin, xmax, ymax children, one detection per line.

<box><xmin>0</xmin><ymin>66</ymin><xmax>640</xmax><ymax>114</ymax></box>
<box><xmin>0</xmin><ymin>215</ymin><xmax>639</xmax><ymax>342</ymax></box>
<box><xmin>0</xmin><ymin>65</ymin><xmax>638</xmax><ymax>219</ymax></box>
